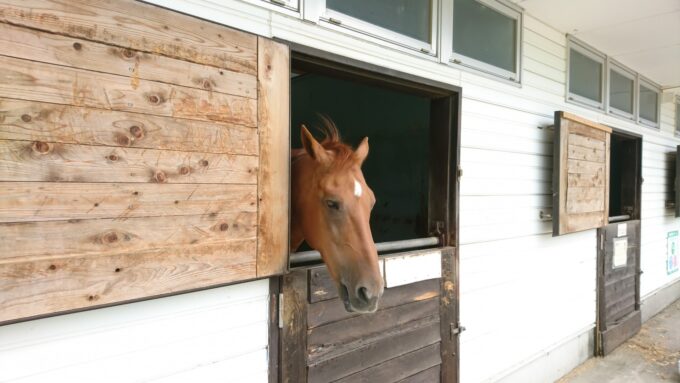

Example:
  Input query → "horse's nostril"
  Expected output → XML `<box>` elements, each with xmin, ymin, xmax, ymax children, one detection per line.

<box><xmin>357</xmin><ymin>286</ymin><xmax>370</xmax><ymax>303</ymax></box>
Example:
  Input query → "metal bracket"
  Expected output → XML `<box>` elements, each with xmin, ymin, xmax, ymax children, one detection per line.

<box><xmin>451</xmin><ymin>323</ymin><xmax>466</xmax><ymax>338</ymax></box>
<box><xmin>278</xmin><ymin>293</ymin><xmax>284</xmax><ymax>329</ymax></box>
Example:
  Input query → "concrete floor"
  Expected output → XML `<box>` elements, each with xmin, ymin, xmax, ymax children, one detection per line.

<box><xmin>559</xmin><ymin>299</ymin><xmax>680</xmax><ymax>383</ymax></box>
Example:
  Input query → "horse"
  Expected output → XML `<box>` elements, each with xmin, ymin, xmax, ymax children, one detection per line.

<box><xmin>290</xmin><ymin>118</ymin><xmax>384</xmax><ymax>313</ymax></box>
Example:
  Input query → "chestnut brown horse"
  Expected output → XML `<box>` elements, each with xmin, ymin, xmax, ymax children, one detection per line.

<box><xmin>291</xmin><ymin>119</ymin><xmax>384</xmax><ymax>313</ymax></box>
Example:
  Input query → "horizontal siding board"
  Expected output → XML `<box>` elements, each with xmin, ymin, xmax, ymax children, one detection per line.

<box><xmin>0</xmin><ymin>211</ymin><xmax>255</xmax><ymax>261</ymax></box>
<box><xmin>0</xmin><ymin>239</ymin><xmax>257</xmax><ymax>322</ymax></box>
<box><xmin>0</xmin><ymin>99</ymin><xmax>258</xmax><ymax>155</ymax></box>
<box><xmin>0</xmin><ymin>279</ymin><xmax>269</xmax><ymax>381</ymax></box>
<box><xmin>0</xmin><ymin>0</ymin><xmax>258</xmax><ymax>74</ymax></box>
<box><xmin>0</xmin><ymin>182</ymin><xmax>256</xmax><ymax>223</ymax></box>
<box><xmin>0</xmin><ymin>22</ymin><xmax>256</xmax><ymax>98</ymax></box>
<box><xmin>0</xmin><ymin>140</ymin><xmax>257</xmax><ymax>184</ymax></box>
<box><xmin>0</xmin><ymin>56</ymin><xmax>257</xmax><ymax>126</ymax></box>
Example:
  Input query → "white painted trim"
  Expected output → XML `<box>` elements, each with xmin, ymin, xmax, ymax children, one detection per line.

<box><xmin>383</xmin><ymin>250</ymin><xmax>442</xmax><ymax>288</ymax></box>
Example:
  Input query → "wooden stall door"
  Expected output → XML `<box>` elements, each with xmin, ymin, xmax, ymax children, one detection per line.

<box><xmin>0</xmin><ymin>0</ymin><xmax>289</xmax><ymax>324</ymax></box>
<box><xmin>280</xmin><ymin>248</ymin><xmax>457</xmax><ymax>383</ymax></box>
<box><xmin>552</xmin><ymin>112</ymin><xmax>612</xmax><ymax>236</ymax></box>
<box><xmin>596</xmin><ymin>220</ymin><xmax>641</xmax><ymax>356</ymax></box>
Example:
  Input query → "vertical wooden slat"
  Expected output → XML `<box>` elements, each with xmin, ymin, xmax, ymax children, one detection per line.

<box><xmin>256</xmin><ymin>37</ymin><xmax>290</xmax><ymax>277</ymax></box>
<box><xmin>280</xmin><ymin>270</ymin><xmax>308</xmax><ymax>383</ymax></box>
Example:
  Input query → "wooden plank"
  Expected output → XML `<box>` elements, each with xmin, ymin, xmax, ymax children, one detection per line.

<box><xmin>308</xmin><ymin>298</ymin><xmax>439</xmax><ymax>364</ymax></box>
<box><xmin>281</xmin><ymin>270</ymin><xmax>308</xmax><ymax>383</ymax></box>
<box><xmin>559</xmin><ymin>111</ymin><xmax>612</xmax><ymax>133</ymax></box>
<box><xmin>0</xmin><ymin>56</ymin><xmax>257</xmax><ymax>126</ymax></box>
<box><xmin>0</xmin><ymin>99</ymin><xmax>258</xmax><ymax>155</ymax></box>
<box><xmin>567</xmin><ymin>123</ymin><xmax>608</xmax><ymax>142</ymax></box>
<box><xmin>564</xmin><ymin>211</ymin><xmax>606</xmax><ymax>233</ymax></box>
<box><xmin>568</xmin><ymin>133</ymin><xmax>605</xmax><ymax>151</ymax></box>
<box><xmin>307</xmin><ymin>317</ymin><xmax>440</xmax><ymax>383</ymax></box>
<box><xmin>439</xmin><ymin>247</ymin><xmax>458</xmax><ymax>383</ymax></box>
<box><xmin>568</xmin><ymin>144</ymin><xmax>605</xmax><ymax>162</ymax></box>
<box><xmin>0</xmin><ymin>182</ymin><xmax>256</xmax><ymax>223</ymax></box>
<box><xmin>256</xmin><ymin>37</ymin><xmax>290</xmax><ymax>278</ymax></box>
<box><xmin>601</xmin><ymin>310</ymin><xmax>640</xmax><ymax>355</ymax></box>
<box><xmin>0</xmin><ymin>23</ymin><xmax>256</xmax><ymax>98</ymax></box>
<box><xmin>396</xmin><ymin>365</ymin><xmax>441</xmax><ymax>383</ymax></box>
<box><xmin>567</xmin><ymin>172</ymin><xmax>605</xmax><ymax>188</ymax></box>
<box><xmin>334</xmin><ymin>343</ymin><xmax>442</xmax><ymax>383</ymax></box>
<box><xmin>268</xmin><ymin>278</ymin><xmax>280</xmax><ymax>383</ymax></box>
<box><xmin>566</xmin><ymin>187</ymin><xmax>605</xmax><ymax>213</ymax></box>
<box><xmin>0</xmin><ymin>238</ymin><xmax>256</xmax><ymax>323</ymax></box>
<box><xmin>309</xmin><ymin>266</ymin><xmax>339</xmax><ymax>303</ymax></box>
<box><xmin>0</xmin><ymin>211</ymin><xmax>256</xmax><ymax>262</ymax></box>
<box><xmin>0</xmin><ymin>140</ymin><xmax>257</xmax><ymax>184</ymax></box>
<box><xmin>567</xmin><ymin>159</ymin><xmax>604</xmax><ymax>174</ymax></box>
<box><xmin>0</xmin><ymin>0</ymin><xmax>257</xmax><ymax>74</ymax></box>
<box><xmin>308</xmin><ymin>278</ymin><xmax>440</xmax><ymax>329</ymax></box>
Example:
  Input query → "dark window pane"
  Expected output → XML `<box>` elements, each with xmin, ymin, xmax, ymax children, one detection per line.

<box><xmin>452</xmin><ymin>0</ymin><xmax>517</xmax><ymax>72</ymax></box>
<box><xmin>639</xmin><ymin>84</ymin><xmax>658</xmax><ymax>123</ymax></box>
<box><xmin>609</xmin><ymin>70</ymin><xmax>634</xmax><ymax>114</ymax></box>
<box><xmin>569</xmin><ymin>48</ymin><xmax>602</xmax><ymax>102</ymax></box>
<box><xmin>327</xmin><ymin>0</ymin><xmax>431</xmax><ymax>43</ymax></box>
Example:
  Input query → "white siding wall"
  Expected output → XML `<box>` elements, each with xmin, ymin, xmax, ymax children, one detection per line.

<box><xmin>138</xmin><ymin>2</ymin><xmax>679</xmax><ymax>381</ymax></box>
<box><xmin>0</xmin><ymin>280</ymin><xmax>270</xmax><ymax>383</ymax></box>
<box><xmin>3</xmin><ymin>1</ymin><xmax>677</xmax><ymax>382</ymax></box>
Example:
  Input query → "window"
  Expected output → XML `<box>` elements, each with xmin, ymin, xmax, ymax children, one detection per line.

<box><xmin>568</xmin><ymin>39</ymin><xmax>605</xmax><ymax>109</ymax></box>
<box><xmin>318</xmin><ymin>0</ymin><xmax>437</xmax><ymax>53</ymax></box>
<box><xmin>608</xmin><ymin>61</ymin><xmax>635</xmax><ymax>119</ymax></box>
<box><xmin>638</xmin><ymin>77</ymin><xmax>660</xmax><ymax>127</ymax></box>
<box><xmin>449</xmin><ymin>0</ymin><xmax>521</xmax><ymax>81</ymax></box>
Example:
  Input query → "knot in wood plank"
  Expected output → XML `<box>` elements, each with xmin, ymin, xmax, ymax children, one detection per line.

<box><xmin>32</xmin><ymin>141</ymin><xmax>50</xmax><ymax>154</ymax></box>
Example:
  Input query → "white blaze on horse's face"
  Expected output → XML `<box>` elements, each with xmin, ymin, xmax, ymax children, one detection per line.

<box><xmin>354</xmin><ymin>178</ymin><xmax>363</xmax><ymax>198</ymax></box>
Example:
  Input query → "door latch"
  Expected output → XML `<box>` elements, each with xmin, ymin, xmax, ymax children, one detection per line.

<box><xmin>451</xmin><ymin>323</ymin><xmax>466</xmax><ymax>338</ymax></box>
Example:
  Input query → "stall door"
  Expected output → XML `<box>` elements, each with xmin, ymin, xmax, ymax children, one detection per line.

<box><xmin>280</xmin><ymin>248</ymin><xmax>458</xmax><ymax>383</ymax></box>
<box><xmin>596</xmin><ymin>221</ymin><xmax>641</xmax><ymax>356</ymax></box>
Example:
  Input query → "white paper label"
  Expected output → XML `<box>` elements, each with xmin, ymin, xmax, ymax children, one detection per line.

<box><xmin>617</xmin><ymin>223</ymin><xmax>627</xmax><ymax>237</ymax></box>
<box><xmin>613</xmin><ymin>237</ymin><xmax>628</xmax><ymax>268</ymax></box>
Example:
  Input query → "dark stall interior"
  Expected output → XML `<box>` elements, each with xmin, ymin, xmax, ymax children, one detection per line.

<box><xmin>291</xmin><ymin>71</ymin><xmax>431</xmax><ymax>244</ymax></box>
<box><xmin>608</xmin><ymin>131</ymin><xmax>642</xmax><ymax>220</ymax></box>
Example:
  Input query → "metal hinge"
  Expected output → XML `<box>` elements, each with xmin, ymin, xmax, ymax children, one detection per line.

<box><xmin>457</xmin><ymin>166</ymin><xmax>463</xmax><ymax>179</ymax></box>
<box><xmin>600</xmin><ymin>233</ymin><xmax>604</xmax><ymax>251</ymax></box>
<box><xmin>328</xmin><ymin>17</ymin><xmax>342</xmax><ymax>25</ymax></box>
<box><xmin>451</xmin><ymin>323</ymin><xmax>466</xmax><ymax>338</ymax></box>
<box><xmin>278</xmin><ymin>293</ymin><xmax>284</xmax><ymax>329</ymax></box>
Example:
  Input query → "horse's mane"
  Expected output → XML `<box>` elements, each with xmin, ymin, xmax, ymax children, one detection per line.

<box><xmin>301</xmin><ymin>115</ymin><xmax>356</xmax><ymax>167</ymax></box>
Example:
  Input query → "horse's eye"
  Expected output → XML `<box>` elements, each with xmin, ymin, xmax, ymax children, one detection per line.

<box><xmin>325</xmin><ymin>200</ymin><xmax>340</xmax><ymax>210</ymax></box>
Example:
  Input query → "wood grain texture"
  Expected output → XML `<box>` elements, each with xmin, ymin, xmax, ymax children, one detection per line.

<box><xmin>396</xmin><ymin>365</ymin><xmax>441</xmax><ymax>383</ymax></box>
<box><xmin>307</xmin><ymin>318</ymin><xmax>440</xmax><ymax>383</ymax></box>
<box><xmin>255</xmin><ymin>37</ymin><xmax>290</xmax><ymax>277</ymax></box>
<box><xmin>281</xmin><ymin>270</ymin><xmax>308</xmax><ymax>383</ymax></box>
<box><xmin>0</xmin><ymin>239</ymin><xmax>257</xmax><ymax>323</ymax></box>
<box><xmin>555</xmin><ymin>111</ymin><xmax>610</xmax><ymax>235</ymax></box>
<box><xmin>0</xmin><ymin>211</ymin><xmax>256</xmax><ymax>262</ymax></box>
<box><xmin>0</xmin><ymin>99</ymin><xmax>258</xmax><ymax>155</ymax></box>
<box><xmin>0</xmin><ymin>140</ymin><xmax>257</xmax><ymax>184</ymax></box>
<box><xmin>0</xmin><ymin>55</ymin><xmax>257</xmax><ymax>126</ymax></box>
<box><xmin>0</xmin><ymin>22</ymin><xmax>256</xmax><ymax>98</ymax></box>
<box><xmin>308</xmin><ymin>298</ymin><xmax>439</xmax><ymax>364</ymax></box>
<box><xmin>559</xmin><ymin>111</ymin><xmax>612</xmax><ymax>133</ymax></box>
<box><xmin>0</xmin><ymin>0</ymin><xmax>257</xmax><ymax>74</ymax></box>
<box><xmin>307</xmin><ymin>277</ymin><xmax>440</xmax><ymax>328</ymax></box>
<box><xmin>0</xmin><ymin>182</ymin><xmax>256</xmax><ymax>223</ymax></box>
<box><xmin>333</xmin><ymin>343</ymin><xmax>442</xmax><ymax>383</ymax></box>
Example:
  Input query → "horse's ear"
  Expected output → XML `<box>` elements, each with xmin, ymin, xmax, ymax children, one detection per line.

<box><xmin>301</xmin><ymin>125</ymin><xmax>330</xmax><ymax>164</ymax></box>
<box><xmin>354</xmin><ymin>137</ymin><xmax>369</xmax><ymax>165</ymax></box>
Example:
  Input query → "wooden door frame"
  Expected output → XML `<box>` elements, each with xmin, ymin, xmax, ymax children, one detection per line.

<box><xmin>595</xmin><ymin>128</ymin><xmax>643</xmax><ymax>356</ymax></box>
<box><xmin>270</xmin><ymin>41</ymin><xmax>461</xmax><ymax>383</ymax></box>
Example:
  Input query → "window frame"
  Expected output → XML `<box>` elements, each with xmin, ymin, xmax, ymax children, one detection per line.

<box><xmin>567</xmin><ymin>37</ymin><xmax>606</xmax><ymax>111</ymax></box>
<box><xmin>606</xmin><ymin>58</ymin><xmax>637</xmax><ymax>121</ymax></box>
<box><xmin>637</xmin><ymin>75</ymin><xmax>661</xmax><ymax>129</ymax></box>
<box><xmin>443</xmin><ymin>0</ymin><xmax>522</xmax><ymax>82</ymax></box>
<box><xmin>308</xmin><ymin>0</ymin><xmax>440</xmax><ymax>55</ymax></box>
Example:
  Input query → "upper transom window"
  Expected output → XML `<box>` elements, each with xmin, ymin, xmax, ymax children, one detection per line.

<box><xmin>568</xmin><ymin>40</ymin><xmax>605</xmax><ymax>109</ymax></box>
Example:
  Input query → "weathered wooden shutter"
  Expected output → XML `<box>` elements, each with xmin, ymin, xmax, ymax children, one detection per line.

<box><xmin>0</xmin><ymin>0</ymin><xmax>289</xmax><ymax>323</ymax></box>
<box><xmin>676</xmin><ymin>145</ymin><xmax>680</xmax><ymax>218</ymax></box>
<box><xmin>552</xmin><ymin>111</ymin><xmax>612</xmax><ymax>236</ymax></box>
